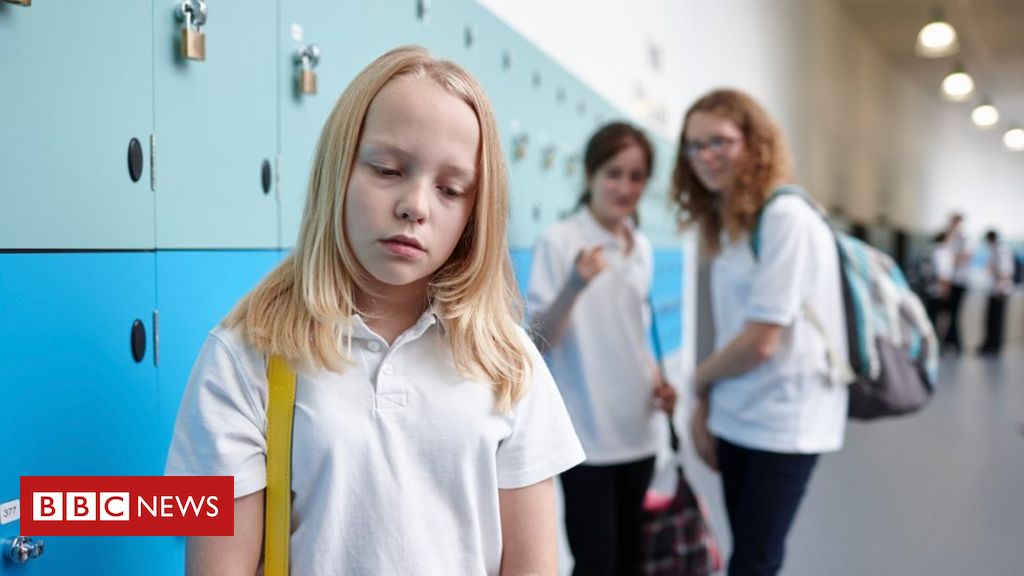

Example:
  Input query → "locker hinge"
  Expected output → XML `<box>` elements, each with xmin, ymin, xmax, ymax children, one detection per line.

<box><xmin>274</xmin><ymin>154</ymin><xmax>282</xmax><ymax>201</ymax></box>
<box><xmin>150</xmin><ymin>134</ymin><xmax>157</xmax><ymax>192</ymax></box>
<box><xmin>152</xmin><ymin>309</ymin><xmax>160</xmax><ymax>367</ymax></box>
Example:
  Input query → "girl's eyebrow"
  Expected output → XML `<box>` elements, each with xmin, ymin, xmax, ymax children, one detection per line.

<box><xmin>362</xmin><ymin>140</ymin><xmax>475</xmax><ymax>181</ymax></box>
<box><xmin>361</xmin><ymin>140</ymin><xmax>413</xmax><ymax>160</ymax></box>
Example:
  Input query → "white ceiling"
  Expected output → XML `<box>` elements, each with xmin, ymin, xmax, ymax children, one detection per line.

<box><xmin>839</xmin><ymin>0</ymin><xmax>1024</xmax><ymax>130</ymax></box>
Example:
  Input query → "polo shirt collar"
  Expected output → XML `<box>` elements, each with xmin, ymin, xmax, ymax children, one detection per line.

<box><xmin>347</xmin><ymin>304</ymin><xmax>442</xmax><ymax>343</ymax></box>
<box><xmin>575</xmin><ymin>206</ymin><xmax>635</xmax><ymax>250</ymax></box>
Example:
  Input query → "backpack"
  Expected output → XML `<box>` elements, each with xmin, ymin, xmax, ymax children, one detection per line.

<box><xmin>751</xmin><ymin>186</ymin><xmax>938</xmax><ymax>420</ymax></box>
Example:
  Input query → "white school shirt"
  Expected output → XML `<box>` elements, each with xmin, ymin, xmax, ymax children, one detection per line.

<box><xmin>926</xmin><ymin>242</ymin><xmax>954</xmax><ymax>298</ymax></box>
<box><xmin>527</xmin><ymin>208</ymin><xmax>659</xmax><ymax>465</ymax></box>
<box><xmin>165</xmin><ymin>311</ymin><xmax>584</xmax><ymax>576</ymax></box>
<box><xmin>988</xmin><ymin>241</ymin><xmax>1015</xmax><ymax>295</ymax></box>
<box><xmin>950</xmin><ymin>229</ymin><xmax>971</xmax><ymax>286</ymax></box>
<box><xmin>708</xmin><ymin>195</ymin><xmax>848</xmax><ymax>454</ymax></box>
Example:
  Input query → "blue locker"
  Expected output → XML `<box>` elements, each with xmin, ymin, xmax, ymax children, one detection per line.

<box><xmin>0</xmin><ymin>253</ymin><xmax>169</xmax><ymax>575</ymax></box>
<box><xmin>0</xmin><ymin>2</ymin><xmax>155</xmax><ymax>250</ymax></box>
<box><xmin>154</xmin><ymin>251</ymin><xmax>282</xmax><ymax>464</ymax></box>
<box><xmin>153</xmin><ymin>250</ymin><xmax>281</xmax><ymax>574</ymax></box>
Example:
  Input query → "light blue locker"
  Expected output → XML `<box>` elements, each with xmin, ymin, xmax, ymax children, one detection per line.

<box><xmin>0</xmin><ymin>2</ymin><xmax>154</xmax><ymax>250</ymax></box>
<box><xmin>362</xmin><ymin>0</ymin><xmax>430</xmax><ymax>58</ymax></box>
<box><xmin>277</xmin><ymin>1</ymin><xmax>368</xmax><ymax>249</ymax></box>
<box><xmin>0</xmin><ymin>253</ymin><xmax>171</xmax><ymax>575</ymax></box>
<box><xmin>153</xmin><ymin>0</ymin><xmax>278</xmax><ymax>249</ymax></box>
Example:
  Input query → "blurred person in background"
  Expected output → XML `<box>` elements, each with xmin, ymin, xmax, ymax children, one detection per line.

<box><xmin>670</xmin><ymin>89</ymin><xmax>848</xmax><ymax>576</ymax></box>
<box><xmin>977</xmin><ymin>229</ymin><xmax>1015</xmax><ymax>356</ymax></box>
<box><xmin>527</xmin><ymin>122</ymin><xmax>677</xmax><ymax>575</ymax></box>
<box><xmin>942</xmin><ymin>213</ymin><xmax>971</xmax><ymax>354</ymax></box>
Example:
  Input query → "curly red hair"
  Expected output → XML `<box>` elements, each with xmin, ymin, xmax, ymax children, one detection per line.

<box><xmin>671</xmin><ymin>89</ymin><xmax>793</xmax><ymax>255</ymax></box>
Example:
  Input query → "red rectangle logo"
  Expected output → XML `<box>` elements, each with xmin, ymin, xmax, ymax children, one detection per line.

<box><xmin>20</xmin><ymin>476</ymin><xmax>233</xmax><ymax>536</ymax></box>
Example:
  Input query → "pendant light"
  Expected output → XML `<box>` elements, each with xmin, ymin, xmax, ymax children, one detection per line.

<box><xmin>971</xmin><ymin>99</ymin><xmax>1000</xmax><ymax>128</ymax></box>
<box><xmin>915</xmin><ymin>9</ymin><xmax>959</xmax><ymax>58</ymax></box>
<box><xmin>1003</xmin><ymin>127</ymin><xmax>1024</xmax><ymax>151</ymax></box>
<box><xmin>941</xmin><ymin>63</ymin><xmax>974</xmax><ymax>101</ymax></box>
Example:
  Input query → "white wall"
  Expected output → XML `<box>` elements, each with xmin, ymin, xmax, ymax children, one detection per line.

<box><xmin>474</xmin><ymin>0</ymin><xmax>1024</xmax><ymax>239</ymax></box>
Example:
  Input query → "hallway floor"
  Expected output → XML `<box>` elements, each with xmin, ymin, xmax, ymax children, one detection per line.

<box><xmin>684</xmin><ymin>346</ymin><xmax>1024</xmax><ymax>575</ymax></box>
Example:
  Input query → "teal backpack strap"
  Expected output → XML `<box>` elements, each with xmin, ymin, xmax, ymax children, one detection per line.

<box><xmin>749</xmin><ymin>185</ymin><xmax>818</xmax><ymax>260</ymax></box>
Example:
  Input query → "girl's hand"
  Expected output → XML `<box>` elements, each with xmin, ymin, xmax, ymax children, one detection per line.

<box><xmin>653</xmin><ymin>377</ymin><xmax>677</xmax><ymax>416</ymax></box>
<box><xmin>690</xmin><ymin>399</ymin><xmax>719</xmax><ymax>472</ymax></box>
<box><xmin>574</xmin><ymin>246</ymin><xmax>608</xmax><ymax>283</ymax></box>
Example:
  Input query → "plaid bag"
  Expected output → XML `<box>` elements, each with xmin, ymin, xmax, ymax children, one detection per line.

<box><xmin>639</xmin><ymin>422</ymin><xmax>722</xmax><ymax>575</ymax></box>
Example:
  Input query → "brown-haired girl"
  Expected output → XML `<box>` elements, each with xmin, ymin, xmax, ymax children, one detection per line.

<box><xmin>528</xmin><ymin>122</ymin><xmax>676</xmax><ymax>575</ymax></box>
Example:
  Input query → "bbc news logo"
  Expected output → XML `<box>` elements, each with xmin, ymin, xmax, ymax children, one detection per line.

<box><xmin>20</xmin><ymin>476</ymin><xmax>233</xmax><ymax>536</ymax></box>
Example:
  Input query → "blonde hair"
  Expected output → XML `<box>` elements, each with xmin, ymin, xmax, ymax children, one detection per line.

<box><xmin>225</xmin><ymin>46</ymin><xmax>531</xmax><ymax>411</ymax></box>
<box><xmin>671</xmin><ymin>89</ymin><xmax>793</xmax><ymax>255</ymax></box>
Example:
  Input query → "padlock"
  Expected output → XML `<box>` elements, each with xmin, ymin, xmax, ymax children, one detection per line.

<box><xmin>513</xmin><ymin>134</ymin><xmax>529</xmax><ymax>161</ymax></box>
<box><xmin>177</xmin><ymin>1</ymin><xmax>207</xmax><ymax>61</ymax></box>
<box><xmin>566</xmin><ymin>154</ymin><xmax>580</xmax><ymax>178</ymax></box>
<box><xmin>542</xmin><ymin>146</ymin><xmax>557</xmax><ymax>171</ymax></box>
<box><xmin>181</xmin><ymin>27</ymin><xmax>206</xmax><ymax>61</ymax></box>
<box><xmin>300</xmin><ymin>70</ymin><xmax>317</xmax><ymax>95</ymax></box>
<box><xmin>295</xmin><ymin>45</ymin><xmax>320</xmax><ymax>96</ymax></box>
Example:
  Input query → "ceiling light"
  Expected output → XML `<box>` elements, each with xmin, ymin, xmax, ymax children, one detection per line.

<box><xmin>1004</xmin><ymin>128</ymin><xmax>1024</xmax><ymax>151</ymax></box>
<box><xmin>941</xmin><ymin>65</ymin><xmax>974</xmax><ymax>101</ymax></box>
<box><xmin>971</xmin><ymin>101</ymin><xmax>1000</xmax><ymax>128</ymax></box>
<box><xmin>916</xmin><ymin>12</ymin><xmax>959</xmax><ymax>58</ymax></box>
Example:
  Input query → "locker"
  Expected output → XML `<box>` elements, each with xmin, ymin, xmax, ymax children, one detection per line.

<box><xmin>154</xmin><ymin>250</ymin><xmax>281</xmax><ymax>463</ymax></box>
<box><xmin>0</xmin><ymin>2</ymin><xmax>154</xmax><ymax>250</ymax></box>
<box><xmin>0</xmin><ymin>253</ymin><xmax>173</xmax><ymax>574</ymax></box>
<box><xmin>153</xmin><ymin>0</ymin><xmax>278</xmax><ymax>249</ymax></box>
<box><xmin>277</xmin><ymin>1</ymin><xmax>367</xmax><ymax>250</ymax></box>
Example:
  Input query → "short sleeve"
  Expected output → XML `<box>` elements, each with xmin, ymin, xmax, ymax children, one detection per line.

<box><xmin>526</xmin><ymin>233</ymin><xmax>570</xmax><ymax>321</ymax></box>
<box><xmin>746</xmin><ymin>198</ymin><xmax>815</xmax><ymax>326</ymax></box>
<box><xmin>495</xmin><ymin>329</ymin><xmax>585</xmax><ymax>489</ymax></box>
<box><xmin>164</xmin><ymin>330</ymin><xmax>269</xmax><ymax>499</ymax></box>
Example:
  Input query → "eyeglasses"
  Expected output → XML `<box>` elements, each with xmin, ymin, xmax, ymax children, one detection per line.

<box><xmin>685</xmin><ymin>136</ymin><xmax>739</xmax><ymax>158</ymax></box>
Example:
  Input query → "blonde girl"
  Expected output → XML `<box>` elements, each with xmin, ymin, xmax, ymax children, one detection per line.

<box><xmin>166</xmin><ymin>46</ymin><xmax>583</xmax><ymax>575</ymax></box>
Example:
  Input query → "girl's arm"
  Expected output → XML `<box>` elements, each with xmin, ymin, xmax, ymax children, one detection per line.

<box><xmin>532</xmin><ymin>246</ymin><xmax>606</xmax><ymax>353</ymax></box>
<box><xmin>186</xmin><ymin>490</ymin><xmax>264</xmax><ymax>576</ymax></box>
<box><xmin>498</xmin><ymin>479</ymin><xmax>558</xmax><ymax>576</ymax></box>
<box><xmin>694</xmin><ymin>321</ymin><xmax>783</xmax><ymax>400</ymax></box>
<box><xmin>690</xmin><ymin>322</ymin><xmax>782</xmax><ymax>471</ymax></box>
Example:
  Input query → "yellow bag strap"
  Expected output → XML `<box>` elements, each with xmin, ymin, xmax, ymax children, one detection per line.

<box><xmin>264</xmin><ymin>355</ymin><xmax>296</xmax><ymax>576</ymax></box>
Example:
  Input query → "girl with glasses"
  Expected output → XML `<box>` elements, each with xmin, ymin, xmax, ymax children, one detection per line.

<box><xmin>671</xmin><ymin>89</ymin><xmax>849</xmax><ymax>576</ymax></box>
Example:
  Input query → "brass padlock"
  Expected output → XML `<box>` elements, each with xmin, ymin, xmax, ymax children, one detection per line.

<box><xmin>513</xmin><ymin>134</ymin><xmax>529</xmax><ymax>161</ymax></box>
<box><xmin>299</xmin><ymin>70</ymin><xmax>317</xmax><ymax>95</ymax></box>
<box><xmin>295</xmin><ymin>44</ymin><xmax>321</xmax><ymax>96</ymax></box>
<box><xmin>542</xmin><ymin>146</ymin><xmax>557</xmax><ymax>171</ymax></box>
<box><xmin>566</xmin><ymin>154</ymin><xmax>580</xmax><ymax>178</ymax></box>
<box><xmin>181</xmin><ymin>27</ymin><xmax>206</xmax><ymax>61</ymax></box>
<box><xmin>177</xmin><ymin>0</ymin><xmax>208</xmax><ymax>62</ymax></box>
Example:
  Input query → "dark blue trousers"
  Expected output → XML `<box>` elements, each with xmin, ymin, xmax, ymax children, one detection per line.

<box><xmin>716</xmin><ymin>437</ymin><xmax>819</xmax><ymax>576</ymax></box>
<box><xmin>561</xmin><ymin>456</ymin><xmax>656</xmax><ymax>576</ymax></box>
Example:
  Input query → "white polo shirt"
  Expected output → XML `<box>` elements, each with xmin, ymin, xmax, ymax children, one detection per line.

<box><xmin>165</xmin><ymin>311</ymin><xmax>584</xmax><ymax>576</ymax></box>
<box><xmin>527</xmin><ymin>208</ymin><xmax>659</xmax><ymax>465</ymax></box>
<box><xmin>708</xmin><ymin>195</ymin><xmax>848</xmax><ymax>454</ymax></box>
